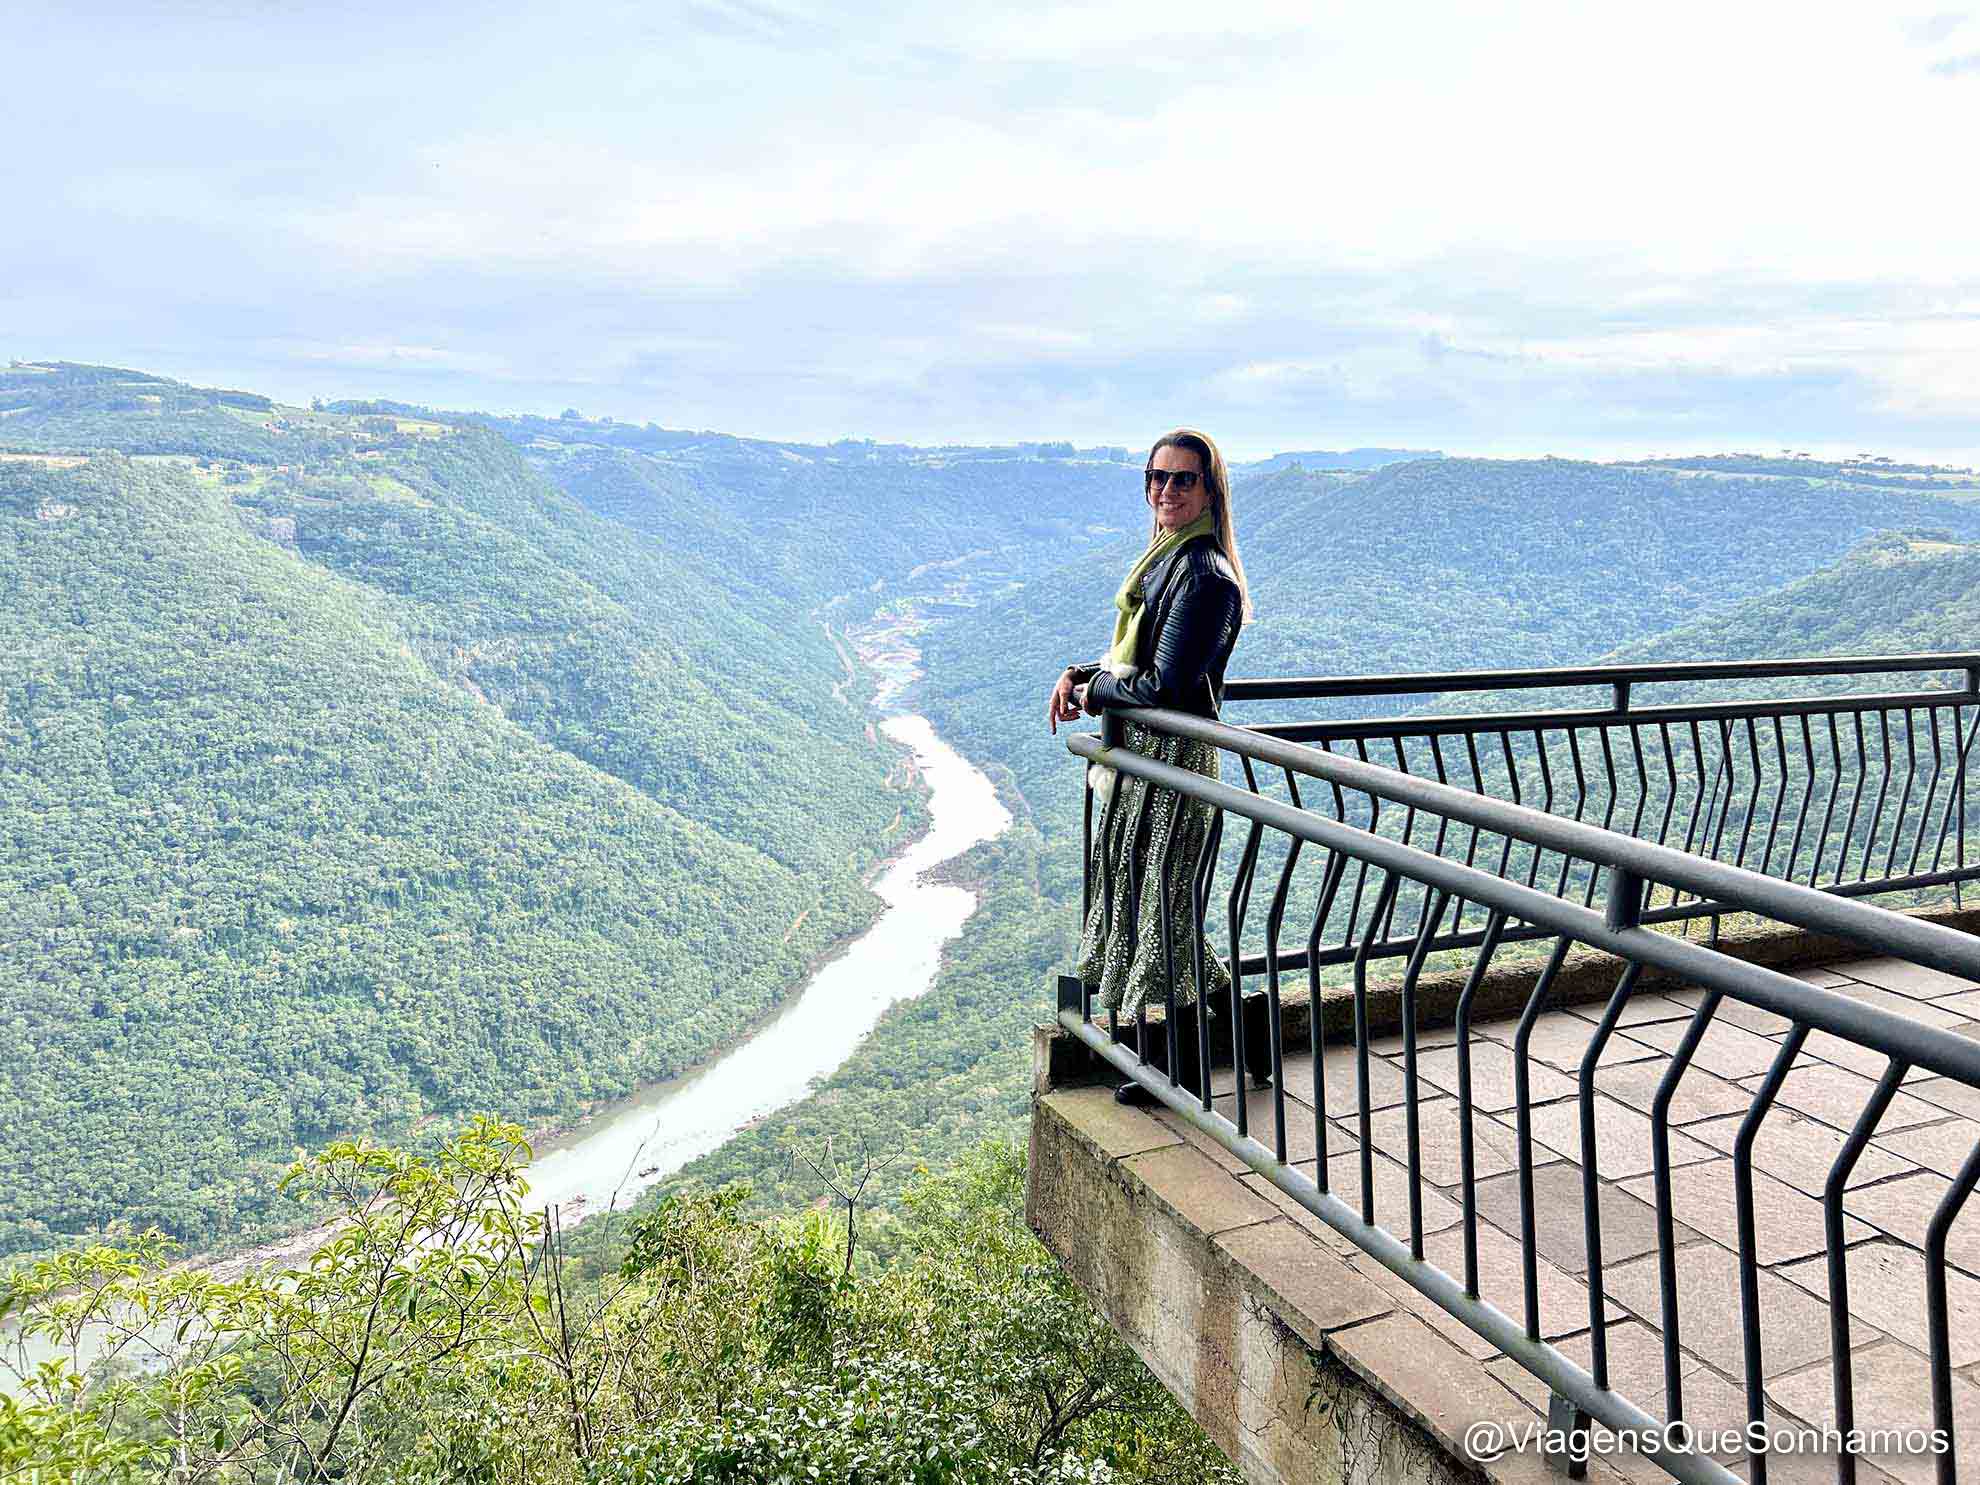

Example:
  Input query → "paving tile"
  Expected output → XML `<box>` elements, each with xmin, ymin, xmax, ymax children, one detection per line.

<box><xmin>1766</xmin><ymin>1342</ymin><xmax>1980</xmax><ymax>1485</ymax></box>
<box><xmin>1661</xmin><ymin>986</ymin><xmax>1716</xmax><ymax>1007</ymax></box>
<box><xmin>1043</xmin><ymin>1086</ymin><xmax>1184</xmax><ymax>1159</ymax></box>
<box><xmin>1829</xmin><ymin>956</ymin><xmax>1980</xmax><ymax>1000</ymax></box>
<box><xmin>1936</xmin><ymin>988</ymin><xmax>1980</xmax><ymax>1018</ymax></box>
<box><xmin>1156</xmin><ymin>1083</ymin><xmax>1330</xmax><ymax>1173</ymax></box>
<box><xmin>1419</xmin><ymin>1216</ymin><xmax>1625</xmax><ymax>1341</ymax></box>
<box><xmin>1412</xmin><ymin>1039</ymin><xmax>1579</xmax><ymax>1114</ymax></box>
<box><xmin>1603</xmin><ymin>1241</ymin><xmax>1836</xmax><ymax>1379</ymax></box>
<box><xmin>1630</xmin><ymin>1018</ymin><xmax>1794</xmax><ymax>1079</ymax></box>
<box><xmin>1471</xmin><ymin>1161</ymin><xmax>1697</xmax><ymax>1275</ymax></box>
<box><xmin>1834</xmin><ymin>982</ymin><xmax>1970</xmax><ymax>1030</ymax></box>
<box><xmin>1207</xmin><ymin>1063</ymin><xmax>1252</xmax><ymax>1098</ymax></box>
<box><xmin>1788</xmin><ymin>966</ymin><xmax>1858</xmax><ymax>990</ymax></box>
<box><xmin>1120</xmin><ymin>1144</ymin><xmax>1281</xmax><ymax>1236</ymax></box>
<box><xmin>1746</xmin><ymin>1064</ymin><xmax>1944</xmax><ymax>1135</ymax></box>
<box><xmin>1707</xmin><ymin>995</ymin><xmax>1796</xmax><ymax>1036</ymax></box>
<box><xmin>1618</xmin><ymin>1157</ymin><xmax>1872</xmax><ymax>1265</ymax></box>
<box><xmin>1778</xmin><ymin>1240</ymin><xmax>1980</xmax><ymax>1366</ymax></box>
<box><xmin>1487</xmin><ymin>1015</ymin><xmax>1665</xmax><ymax>1075</ymax></box>
<box><xmin>1322</xmin><ymin>1147</ymin><xmax>1468</xmax><ymax>1244</ymax></box>
<box><xmin>1874</xmin><ymin>1118</ymin><xmax>1980</xmax><ymax>1182</ymax></box>
<box><xmin>1904</xmin><ymin>1077</ymin><xmax>1980</xmax><ymax>1123</ymax></box>
<box><xmin>1554</xmin><ymin>1319</ymin><xmax>1753</xmax><ymax>1438</ymax></box>
<box><xmin>1665</xmin><ymin>975</ymin><xmax>1807</xmax><ymax>1032</ymax></box>
<box><xmin>1242</xmin><ymin>1148</ymin><xmax>1464</xmax><ymax>1258</ymax></box>
<box><xmin>1847</xmin><ymin>1170</ymin><xmax>1980</xmax><ymax>1277</ymax></box>
<box><xmin>1794</xmin><ymin>1027</ymin><xmax>1915</xmax><ymax>1081</ymax></box>
<box><xmin>1316</xmin><ymin>1115</ymin><xmax>1370</xmax><ymax>1167</ymax></box>
<box><xmin>1214</xmin><ymin>1218</ymin><xmax>1394</xmax><ymax>1341</ymax></box>
<box><xmin>1346</xmin><ymin>1253</ymin><xmax>1503</xmax><ymax>1359</ymax></box>
<box><xmin>1595</xmin><ymin>1059</ymin><xmax>1757</xmax><ymax>1124</ymax></box>
<box><xmin>1689</xmin><ymin>1110</ymin><xmax>1914</xmax><ymax>1194</ymax></box>
<box><xmin>1709</xmin><ymin>1444</ymin><xmax>1906</xmax><ymax>1485</ymax></box>
<box><xmin>1368</xmin><ymin>1021</ymin><xmax>1463</xmax><ymax>1054</ymax></box>
<box><xmin>1360</xmin><ymin>1098</ymin><xmax>1524</xmax><ymax>1186</ymax></box>
<box><xmin>1469</xmin><ymin>1013</ymin><xmax>1529</xmax><ymax>1040</ymax></box>
<box><xmin>1484</xmin><ymin>1354</ymin><xmax>1550</xmax><ymax>1412</ymax></box>
<box><xmin>1277</xmin><ymin>1044</ymin><xmax>1409</xmax><ymax>1117</ymax></box>
<box><xmin>1207</xmin><ymin>1044</ymin><xmax>1287</xmax><ymax>1096</ymax></box>
<box><xmin>1522</xmin><ymin>1095</ymin><xmax>1719</xmax><ymax>1180</ymax></box>
<box><xmin>1563</xmin><ymin>992</ymin><xmax>1701</xmax><ymax>1028</ymax></box>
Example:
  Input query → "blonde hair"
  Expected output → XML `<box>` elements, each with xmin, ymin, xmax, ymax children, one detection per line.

<box><xmin>1145</xmin><ymin>427</ymin><xmax>1254</xmax><ymax>621</ymax></box>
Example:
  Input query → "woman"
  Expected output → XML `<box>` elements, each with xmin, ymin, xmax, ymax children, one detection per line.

<box><xmin>1046</xmin><ymin>428</ymin><xmax>1253</xmax><ymax>1105</ymax></box>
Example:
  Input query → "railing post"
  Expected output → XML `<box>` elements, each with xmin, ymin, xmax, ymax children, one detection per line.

<box><xmin>1081</xmin><ymin>768</ymin><xmax>1094</xmax><ymax>926</ymax></box>
<box><xmin>1605</xmin><ymin>866</ymin><xmax>1644</xmax><ymax>932</ymax></box>
<box><xmin>1613</xmin><ymin>680</ymin><xmax>1631</xmax><ymax>715</ymax></box>
<box><xmin>1545</xmin><ymin>1392</ymin><xmax>1591</xmax><ymax>1479</ymax></box>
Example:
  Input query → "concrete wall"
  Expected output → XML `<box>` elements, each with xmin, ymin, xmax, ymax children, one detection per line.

<box><xmin>1027</xmin><ymin>1083</ymin><xmax>1643</xmax><ymax>1485</ymax></box>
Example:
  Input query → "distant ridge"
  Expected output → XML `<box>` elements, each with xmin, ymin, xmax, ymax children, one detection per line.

<box><xmin>1240</xmin><ymin>447</ymin><xmax>1442</xmax><ymax>473</ymax></box>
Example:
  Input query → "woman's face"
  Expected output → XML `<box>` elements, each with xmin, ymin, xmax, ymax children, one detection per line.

<box><xmin>1146</xmin><ymin>444</ymin><xmax>1209</xmax><ymax>532</ymax></box>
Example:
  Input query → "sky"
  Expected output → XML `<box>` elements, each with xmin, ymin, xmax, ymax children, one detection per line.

<box><xmin>7</xmin><ymin>0</ymin><xmax>1979</xmax><ymax>462</ymax></box>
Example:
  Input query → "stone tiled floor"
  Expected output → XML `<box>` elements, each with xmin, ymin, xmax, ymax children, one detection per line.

<box><xmin>1147</xmin><ymin>954</ymin><xmax>1980</xmax><ymax>1485</ymax></box>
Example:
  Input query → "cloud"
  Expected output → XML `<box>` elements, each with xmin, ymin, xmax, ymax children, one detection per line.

<box><xmin>1929</xmin><ymin>50</ymin><xmax>1980</xmax><ymax>73</ymax></box>
<box><xmin>5</xmin><ymin>0</ymin><xmax>1979</xmax><ymax>461</ymax></box>
<box><xmin>1909</xmin><ymin>11</ymin><xmax>1970</xmax><ymax>44</ymax></box>
<box><xmin>679</xmin><ymin>0</ymin><xmax>820</xmax><ymax>42</ymax></box>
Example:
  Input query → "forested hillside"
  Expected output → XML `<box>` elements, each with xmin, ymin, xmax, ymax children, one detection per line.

<box><xmin>314</xmin><ymin>395</ymin><xmax>1151</xmax><ymax>607</ymax></box>
<box><xmin>0</xmin><ymin>365</ymin><xmax>951</xmax><ymax>1256</ymax></box>
<box><xmin>503</xmin><ymin>430</ymin><xmax>1144</xmax><ymax>608</ymax></box>
<box><xmin>1609</xmin><ymin>533</ymin><xmax>1980</xmax><ymax>667</ymax></box>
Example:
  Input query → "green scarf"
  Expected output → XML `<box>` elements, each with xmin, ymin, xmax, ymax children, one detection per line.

<box><xmin>1107</xmin><ymin>511</ymin><xmax>1217</xmax><ymax>671</ymax></box>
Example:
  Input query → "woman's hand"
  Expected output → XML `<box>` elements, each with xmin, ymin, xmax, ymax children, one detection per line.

<box><xmin>1048</xmin><ymin>670</ymin><xmax>1082</xmax><ymax>734</ymax></box>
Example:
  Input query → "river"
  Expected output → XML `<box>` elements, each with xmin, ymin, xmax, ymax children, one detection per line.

<box><xmin>522</xmin><ymin>715</ymin><xmax>1008</xmax><ymax>1219</ymax></box>
<box><xmin>519</xmin><ymin>587</ymin><xmax>1009</xmax><ymax>1219</ymax></box>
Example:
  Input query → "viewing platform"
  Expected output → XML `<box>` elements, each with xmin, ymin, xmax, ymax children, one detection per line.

<box><xmin>1030</xmin><ymin>657</ymin><xmax>1980</xmax><ymax>1485</ymax></box>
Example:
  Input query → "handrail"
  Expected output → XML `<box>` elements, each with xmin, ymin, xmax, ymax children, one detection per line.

<box><xmin>1248</xmin><ymin>688</ymin><xmax>1980</xmax><ymax>744</ymax></box>
<box><xmin>1110</xmin><ymin>705</ymin><xmax>1980</xmax><ymax>982</ymax></box>
<box><xmin>1224</xmin><ymin>652</ymin><xmax>1980</xmax><ymax>704</ymax></box>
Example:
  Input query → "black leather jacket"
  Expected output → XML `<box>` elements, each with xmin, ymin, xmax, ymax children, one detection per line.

<box><xmin>1069</xmin><ymin>536</ymin><xmax>1243</xmax><ymax>718</ymax></box>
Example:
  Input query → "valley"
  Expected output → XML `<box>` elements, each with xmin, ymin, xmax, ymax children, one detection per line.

<box><xmin>6</xmin><ymin>359</ymin><xmax>1980</xmax><ymax>1259</ymax></box>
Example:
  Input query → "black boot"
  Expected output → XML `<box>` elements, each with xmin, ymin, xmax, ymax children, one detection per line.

<box><xmin>1202</xmin><ymin>992</ymin><xmax>1272</xmax><ymax>1090</ymax></box>
<box><xmin>1242</xmin><ymin>992</ymin><xmax>1275</xmax><ymax>1090</ymax></box>
<box><xmin>1117</xmin><ymin>1005</ymin><xmax>1215</xmax><ymax>1105</ymax></box>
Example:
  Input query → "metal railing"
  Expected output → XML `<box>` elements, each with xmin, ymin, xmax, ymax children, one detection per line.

<box><xmin>1060</xmin><ymin>657</ymin><xmax>1980</xmax><ymax>1485</ymax></box>
<box><xmin>1213</xmin><ymin>655</ymin><xmax>1980</xmax><ymax>971</ymax></box>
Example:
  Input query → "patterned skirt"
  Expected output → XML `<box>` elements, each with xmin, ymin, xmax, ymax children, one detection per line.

<box><xmin>1074</xmin><ymin>719</ymin><xmax>1234</xmax><ymax>1019</ymax></box>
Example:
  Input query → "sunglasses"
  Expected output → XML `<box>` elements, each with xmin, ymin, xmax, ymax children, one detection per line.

<box><xmin>1144</xmin><ymin>469</ymin><xmax>1202</xmax><ymax>494</ymax></box>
